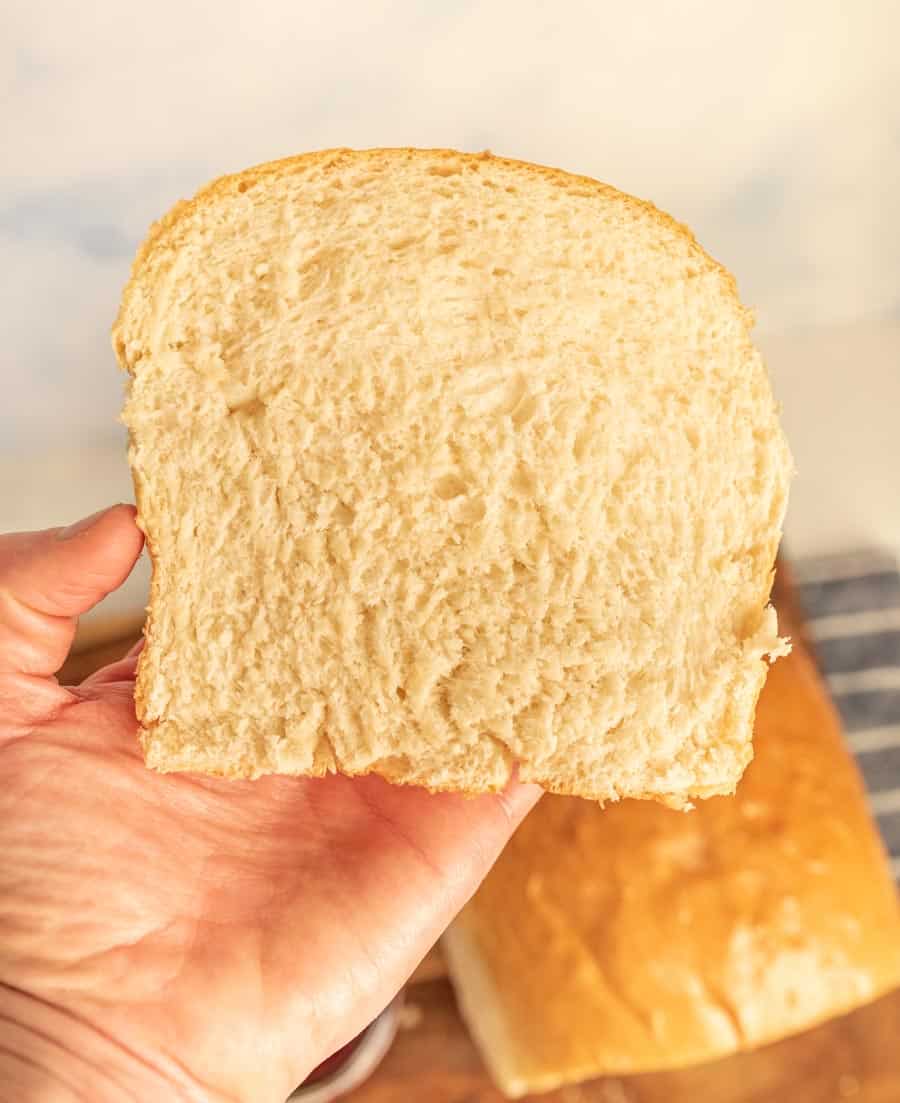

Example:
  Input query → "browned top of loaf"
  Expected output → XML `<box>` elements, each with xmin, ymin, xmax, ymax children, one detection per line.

<box><xmin>445</xmin><ymin>602</ymin><xmax>900</xmax><ymax>1092</ymax></box>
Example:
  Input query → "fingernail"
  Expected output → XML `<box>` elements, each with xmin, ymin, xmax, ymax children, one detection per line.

<box><xmin>58</xmin><ymin>505</ymin><xmax>119</xmax><ymax>540</ymax></box>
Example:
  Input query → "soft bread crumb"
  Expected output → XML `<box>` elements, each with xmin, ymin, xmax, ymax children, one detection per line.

<box><xmin>113</xmin><ymin>147</ymin><xmax>791</xmax><ymax>802</ymax></box>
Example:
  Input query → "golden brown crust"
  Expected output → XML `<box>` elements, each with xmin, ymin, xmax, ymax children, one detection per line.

<box><xmin>112</xmin><ymin>146</ymin><xmax>736</xmax><ymax>371</ymax></box>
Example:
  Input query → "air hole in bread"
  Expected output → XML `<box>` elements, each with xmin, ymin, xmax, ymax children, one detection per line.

<box><xmin>332</xmin><ymin>501</ymin><xmax>355</xmax><ymax>525</ymax></box>
<box><xmin>452</xmin><ymin>496</ymin><xmax>486</xmax><ymax>523</ymax></box>
<box><xmin>227</xmin><ymin>396</ymin><xmax>265</xmax><ymax>418</ymax></box>
<box><xmin>434</xmin><ymin>474</ymin><xmax>468</xmax><ymax>500</ymax></box>
<box><xmin>428</xmin><ymin>163</ymin><xmax>462</xmax><ymax>177</ymax></box>
<box><xmin>511</xmin><ymin>395</ymin><xmax>538</xmax><ymax>426</ymax></box>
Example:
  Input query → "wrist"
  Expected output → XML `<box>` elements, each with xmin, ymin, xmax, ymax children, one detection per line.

<box><xmin>0</xmin><ymin>984</ymin><xmax>211</xmax><ymax>1103</ymax></box>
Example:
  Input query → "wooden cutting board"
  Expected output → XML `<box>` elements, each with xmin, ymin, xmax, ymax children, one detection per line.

<box><xmin>355</xmin><ymin>978</ymin><xmax>900</xmax><ymax>1103</ymax></box>
<box><xmin>62</xmin><ymin>570</ymin><xmax>900</xmax><ymax>1102</ymax></box>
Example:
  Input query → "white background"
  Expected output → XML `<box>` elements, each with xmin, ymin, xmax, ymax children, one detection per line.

<box><xmin>3</xmin><ymin>0</ymin><xmax>898</xmax><ymax>619</ymax></box>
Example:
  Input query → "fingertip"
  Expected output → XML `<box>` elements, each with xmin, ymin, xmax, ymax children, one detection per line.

<box><xmin>101</xmin><ymin>503</ymin><xmax>144</xmax><ymax>559</ymax></box>
<box><xmin>0</xmin><ymin>507</ymin><xmax>145</xmax><ymax>676</ymax></box>
<box><xmin>497</xmin><ymin>777</ymin><xmax>543</xmax><ymax>826</ymax></box>
<box><xmin>107</xmin><ymin>501</ymin><xmax>139</xmax><ymax>531</ymax></box>
<box><xmin>80</xmin><ymin>648</ymin><xmax>142</xmax><ymax>688</ymax></box>
<box><xmin>61</xmin><ymin>504</ymin><xmax>144</xmax><ymax>575</ymax></box>
<box><xmin>35</xmin><ymin>505</ymin><xmax>144</xmax><ymax>618</ymax></box>
<box><xmin>58</xmin><ymin>503</ymin><xmax>133</xmax><ymax>540</ymax></box>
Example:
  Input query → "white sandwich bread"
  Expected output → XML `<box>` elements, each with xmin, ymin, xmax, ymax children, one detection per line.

<box><xmin>113</xmin><ymin>148</ymin><xmax>791</xmax><ymax>801</ymax></box>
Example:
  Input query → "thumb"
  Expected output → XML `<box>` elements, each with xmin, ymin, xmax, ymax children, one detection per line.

<box><xmin>0</xmin><ymin>505</ymin><xmax>144</xmax><ymax>676</ymax></box>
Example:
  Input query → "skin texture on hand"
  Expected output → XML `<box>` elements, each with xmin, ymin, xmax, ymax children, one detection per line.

<box><xmin>0</xmin><ymin>505</ymin><xmax>540</xmax><ymax>1103</ymax></box>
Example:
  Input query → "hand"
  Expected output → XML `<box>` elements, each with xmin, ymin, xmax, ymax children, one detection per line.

<box><xmin>0</xmin><ymin>505</ymin><xmax>539</xmax><ymax>1103</ymax></box>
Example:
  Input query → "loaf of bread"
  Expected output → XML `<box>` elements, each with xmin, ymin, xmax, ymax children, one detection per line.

<box><xmin>443</xmin><ymin>583</ymin><xmax>900</xmax><ymax>1096</ymax></box>
<box><xmin>113</xmin><ymin>148</ymin><xmax>790</xmax><ymax>801</ymax></box>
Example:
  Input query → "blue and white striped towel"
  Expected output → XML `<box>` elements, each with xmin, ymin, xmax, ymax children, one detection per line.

<box><xmin>795</xmin><ymin>549</ymin><xmax>900</xmax><ymax>882</ymax></box>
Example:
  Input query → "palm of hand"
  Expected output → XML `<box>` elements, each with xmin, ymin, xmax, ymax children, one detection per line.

<box><xmin>0</xmin><ymin>508</ymin><xmax>536</xmax><ymax>1103</ymax></box>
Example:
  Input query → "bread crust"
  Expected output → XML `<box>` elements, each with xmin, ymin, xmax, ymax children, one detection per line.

<box><xmin>114</xmin><ymin>146</ymin><xmax>737</xmax><ymax>346</ymax></box>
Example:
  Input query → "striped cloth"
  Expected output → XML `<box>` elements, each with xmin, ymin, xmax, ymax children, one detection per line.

<box><xmin>795</xmin><ymin>549</ymin><xmax>900</xmax><ymax>882</ymax></box>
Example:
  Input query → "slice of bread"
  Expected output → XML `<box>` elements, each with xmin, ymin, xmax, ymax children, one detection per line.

<box><xmin>113</xmin><ymin>148</ymin><xmax>791</xmax><ymax>802</ymax></box>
